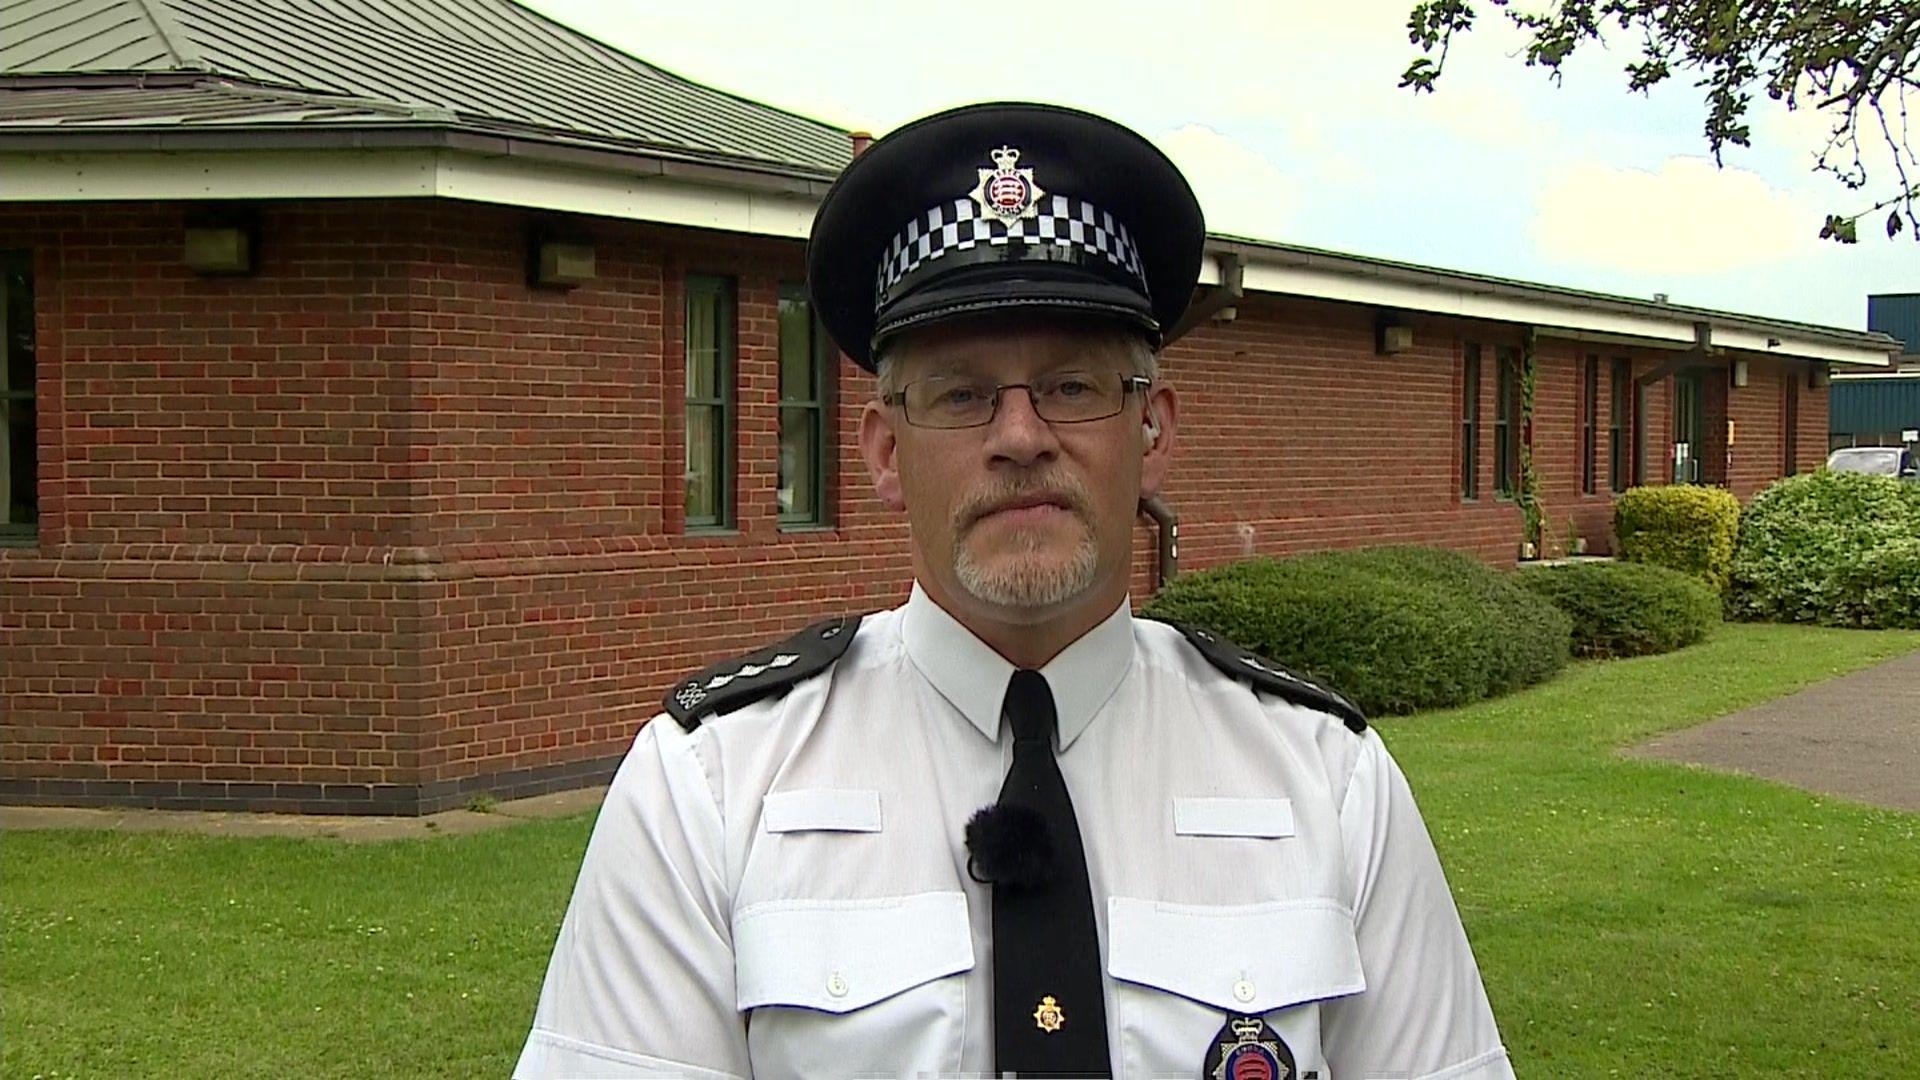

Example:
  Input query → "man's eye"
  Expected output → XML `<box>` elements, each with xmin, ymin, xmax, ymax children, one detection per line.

<box><xmin>934</xmin><ymin>384</ymin><xmax>986</xmax><ymax>407</ymax></box>
<box><xmin>1049</xmin><ymin>377</ymin><xmax>1095</xmax><ymax>398</ymax></box>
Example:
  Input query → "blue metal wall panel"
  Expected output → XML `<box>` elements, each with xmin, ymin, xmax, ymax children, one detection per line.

<box><xmin>1831</xmin><ymin>377</ymin><xmax>1920</xmax><ymax>434</ymax></box>
<box><xmin>1867</xmin><ymin>294</ymin><xmax>1920</xmax><ymax>354</ymax></box>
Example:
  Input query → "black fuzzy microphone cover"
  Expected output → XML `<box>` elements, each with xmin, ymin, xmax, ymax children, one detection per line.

<box><xmin>964</xmin><ymin>803</ymin><xmax>1054</xmax><ymax>889</ymax></box>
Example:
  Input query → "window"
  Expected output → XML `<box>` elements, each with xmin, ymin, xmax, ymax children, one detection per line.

<box><xmin>1460</xmin><ymin>343</ymin><xmax>1481</xmax><ymax>500</ymax></box>
<box><xmin>777</xmin><ymin>284</ymin><xmax>829</xmax><ymax>526</ymax></box>
<box><xmin>1609</xmin><ymin>358</ymin><xmax>1632</xmax><ymax>493</ymax></box>
<box><xmin>1581</xmin><ymin>355</ymin><xmax>1599</xmax><ymax>495</ymax></box>
<box><xmin>1673</xmin><ymin>370</ymin><xmax>1704</xmax><ymax>484</ymax></box>
<box><xmin>1494</xmin><ymin>345</ymin><xmax>1520</xmax><ymax>498</ymax></box>
<box><xmin>2</xmin><ymin>251</ymin><xmax>35</xmax><ymax>541</ymax></box>
<box><xmin>684</xmin><ymin>275</ymin><xmax>735</xmax><ymax>529</ymax></box>
<box><xmin>1783</xmin><ymin>374</ymin><xmax>1800</xmax><ymax>476</ymax></box>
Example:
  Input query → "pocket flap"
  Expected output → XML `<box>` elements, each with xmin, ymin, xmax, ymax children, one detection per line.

<box><xmin>763</xmin><ymin>788</ymin><xmax>882</xmax><ymax>833</ymax></box>
<box><xmin>735</xmin><ymin>891</ymin><xmax>972</xmax><ymax>1013</ymax></box>
<box><xmin>1173</xmin><ymin>797</ymin><xmax>1295</xmax><ymax>838</ymax></box>
<box><xmin>1108</xmin><ymin>897</ymin><xmax>1364</xmax><ymax>1013</ymax></box>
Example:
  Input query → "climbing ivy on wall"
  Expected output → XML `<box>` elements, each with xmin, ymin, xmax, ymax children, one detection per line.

<box><xmin>1518</xmin><ymin>328</ymin><xmax>1544</xmax><ymax>556</ymax></box>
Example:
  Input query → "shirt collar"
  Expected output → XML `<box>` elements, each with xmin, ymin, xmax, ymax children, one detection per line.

<box><xmin>901</xmin><ymin>581</ymin><xmax>1135</xmax><ymax>750</ymax></box>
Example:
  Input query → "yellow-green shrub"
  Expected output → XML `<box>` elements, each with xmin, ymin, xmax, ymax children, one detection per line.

<box><xmin>1613</xmin><ymin>485</ymin><xmax>1741</xmax><ymax>590</ymax></box>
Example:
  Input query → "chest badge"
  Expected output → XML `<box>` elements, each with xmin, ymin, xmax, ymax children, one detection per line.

<box><xmin>1032</xmin><ymin>994</ymin><xmax>1066</xmax><ymax>1033</ymax></box>
<box><xmin>1203</xmin><ymin>1015</ymin><xmax>1296</xmax><ymax>1080</ymax></box>
<box><xmin>971</xmin><ymin>145</ymin><xmax>1046</xmax><ymax>223</ymax></box>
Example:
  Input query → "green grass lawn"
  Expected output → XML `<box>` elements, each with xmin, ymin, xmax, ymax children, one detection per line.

<box><xmin>5</xmin><ymin>622</ymin><xmax>1919</xmax><ymax>1078</ymax></box>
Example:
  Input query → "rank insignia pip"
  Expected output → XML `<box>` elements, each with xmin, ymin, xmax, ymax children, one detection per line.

<box><xmin>1032</xmin><ymin>994</ymin><xmax>1065</xmax><ymax>1033</ymax></box>
<box><xmin>663</xmin><ymin>615</ymin><xmax>863</xmax><ymax>730</ymax></box>
<box><xmin>1152</xmin><ymin>619</ymin><xmax>1368</xmax><ymax>734</ymax></box>
<box><xmin>1203</xmin><ymin>1016</ymin><xmax>1296</xmax><ymax>1080</ymax></box>
<box><xmin>971</xmin><ymin>145</ymin><xmax>1046</xmax><ymax>223</ymax></box>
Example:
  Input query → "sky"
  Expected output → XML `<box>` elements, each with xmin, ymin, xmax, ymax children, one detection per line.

<box><xmin>526</xmin><ymin>0</ymin><xmax>1915</xmax><ymax>333</ymax></box>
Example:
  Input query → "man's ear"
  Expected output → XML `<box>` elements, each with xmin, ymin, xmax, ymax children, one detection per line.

<box><xmin>860</xmin><ymin>399</ymin><xmax>908</xmax><ymax>512</ymax></box>
<box><xmin>1140</xmin><ymin>381</ymin><xmax>1178</xmax><ymax>500</ymax></box>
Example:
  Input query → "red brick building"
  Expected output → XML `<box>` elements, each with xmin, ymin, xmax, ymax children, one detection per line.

<box><xmin>1</xmin><ymin>0</ymin><xmax>1900</xmax><ymax>813</ymax></box>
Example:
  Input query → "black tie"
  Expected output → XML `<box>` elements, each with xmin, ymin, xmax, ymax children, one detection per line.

<box><xmin>991</xmin><ymin>669</ymin><xmax>1111</xmax><ymax>1077</ymax></box>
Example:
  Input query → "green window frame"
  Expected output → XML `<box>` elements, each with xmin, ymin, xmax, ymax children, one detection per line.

<box><xmin>684</xmin><ymin>275</ymin><xmax>735</xmax><ymax>529</ymax></box>
<box><xmin>1494</xmin><ymin>345</ymin><xmax>1520</xmax><ymax>498</ymax></box>
<box><xmin>1783</xmin><ymin>374</ymin><xmax>1800</xmax><ymax>476</ymax></box>
<box><xmin>1460</xmin><ymin>343</ymin><xmax>1481</xmax><ymax>500</ymax></box>
<box><xmin>1581</xmin><ymin>354</ymin><xmax>1599</xmax><ymax>495</ymax></box>
<box><xmin>2</xmin><ymin>251</ymin><xmax>36</xmax><ymax>542</ymax></box>
<box><xmin>776</xmin><ymin>283</ymin><xmax>830</xmax><ymax>527</ymax></box>
<box><xmin>1609</xmin><ymin>358</ymin><xmax>1632</xmax><ymax>493</ymax></box>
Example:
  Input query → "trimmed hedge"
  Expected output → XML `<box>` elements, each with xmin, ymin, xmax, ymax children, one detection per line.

<box><xmin>1614</xmin><ymin>484</ymin><xmax>1742</xmax><ymax>590</ymax></box>
<box><xmin>1517</xmin><ymin>560</ymin><xmax>1720</xmax><ymax>658</ymax></box>
<box><xmin>1729</xmin><ymin>470</ymin><xmax>1920</xmax><ymax>628</ymax></box>
<box><xmin>1141</xmin><ymin>546</ymin><xmax>1570</xmax><ymax>717</ymax></box>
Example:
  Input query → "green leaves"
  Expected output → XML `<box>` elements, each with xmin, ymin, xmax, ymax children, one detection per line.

<box><xmin>1614</xmin><ymin>483</ymin><xmax>1743</xmax><ymax>591</ymax></box>
<box><xmin>1143</xmin><ymin>546</ymin><xmax>1570</xmax><ymax>716</ymax></box>
<box><xmin>1729</xmin><ymin>470</ymin><xmax>1920</xmax><ymax>628</ymax></box>
<box><xmin>1401</xmin><ymin>0</ymin><xmax>1920</xmax><ymax>243</ymax></box>
<box><xmin>1518</xmin><ymin>561</ymin><xmax>1721</xmax><ymax>658</ymax></box>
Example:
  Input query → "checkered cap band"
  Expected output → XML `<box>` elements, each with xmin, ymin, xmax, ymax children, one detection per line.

<box><xmin>874</xmin><ymin>194</ymin><xmax>1149</xmax><ymax>312</ymax></box>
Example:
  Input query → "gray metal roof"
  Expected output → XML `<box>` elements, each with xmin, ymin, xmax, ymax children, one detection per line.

<box><xmin>0</xmin><ymin>0</ymin><xmax>852</xmax><ymax>177</ymax></box>
<box><xmin>0</xmin><ymin>79</ymin><xmax>432</xmax><ymax>126</ymax></box>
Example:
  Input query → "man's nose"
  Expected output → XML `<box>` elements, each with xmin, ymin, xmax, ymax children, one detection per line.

<box><xmin>983</xmin><ymin>385</ymin><xmax>1060</xmax><ymax>464</ymax></box>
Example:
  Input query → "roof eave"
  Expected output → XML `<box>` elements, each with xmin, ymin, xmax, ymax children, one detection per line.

<box><xmin>1206</xmin><ymin>235</ymin><xmax>1900</xmax><ymax>361</ymax></box>
<box><xmin>0</xmin><ymin>122</ymin><xmax>841</xmax><ymax>196</ymax></box>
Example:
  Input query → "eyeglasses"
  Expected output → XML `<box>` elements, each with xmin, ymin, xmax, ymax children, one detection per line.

<box><xmin>885</xmin><ymin>371</ymin><xmax>1151</xmax><ymax>429</ymax></box>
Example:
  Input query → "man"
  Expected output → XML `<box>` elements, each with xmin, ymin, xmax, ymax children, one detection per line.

<box><xmin>516</xmin><ymin>102</ymin><xmax>1512</xmax><ymax>1080</ymax></box>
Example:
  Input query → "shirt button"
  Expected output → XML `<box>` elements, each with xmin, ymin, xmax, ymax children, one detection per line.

<box><xmin>826</xmin><ymin>972</ymin><xmax>849</xmax><ymax>998</ymax></box>
<box><xmin>1232</xmin><ymin>979</ymin><xmax>1256</xmax><ymax>1003</ymax></box>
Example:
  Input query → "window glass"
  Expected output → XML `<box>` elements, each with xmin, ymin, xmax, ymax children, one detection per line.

<box><xmin>684</xmin><ymin>276</ymin><xmax>733</xmax><ymax>528</ymax></box>
<box><xmin>1460</xmin><ymin>344</ymin><xmax>1480</xmax><ymax>500</ymax></box>
<box><xmin>777</xmin><ymin>285</ymin><xmax>829</xmax><ymax>526</ymax></box>
<box><xmin>2</xmin><ymin>251</ymin><xmax>36</xmax><ymax>536</ymax></box>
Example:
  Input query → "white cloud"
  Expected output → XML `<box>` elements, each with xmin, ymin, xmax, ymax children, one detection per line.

<box><xmin>1153</xmin><ymin>124</ymin><xmax>1299</xmax><ymax>241</ymax></box>
<box><xmin>1531</xmin><ymin>156</ymin><xmax>1816</xmax><ymax>274</ymax></box>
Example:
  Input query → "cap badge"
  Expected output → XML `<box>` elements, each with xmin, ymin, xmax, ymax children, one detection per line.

<box><xmin>972</xmin><ymin>145</ymin><xmax>1046</xmax><ymax>223</ymax></box>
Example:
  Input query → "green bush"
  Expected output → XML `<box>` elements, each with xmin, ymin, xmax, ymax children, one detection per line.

<box><xmin>1141</xmin><ymin>546</ymin><xmax>1570</xmax><ymax>716</ymax></box>
<box><xmin>1517</xmin><ymin>560</ymin><xmax>1720</xmax><ymax>658</ymax></box>
<box><xmin>1613</xmin><ymin>484</ymin><xmax>1742</xmax><ymax>590</ymax></box>
<box><xmin>1729</xmin><ymin>471</ymin><xmax>1920</xmax><ymax>628</ymax></box>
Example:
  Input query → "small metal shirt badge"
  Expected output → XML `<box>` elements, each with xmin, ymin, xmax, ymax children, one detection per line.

<box><xmin>1032</xmin><ymin>994</ymin><xmax>1066</xmax><ymax>1033</ymax></box>
<box><xmin>1203</xmin><ymin>1015</ymin><xmax>1296</xmax><ymax>1080</ymax></box>
<box><xmin>971</xmin><ymin>145</ymin><xmax>1046</xmax><ymax>223</ymax></box>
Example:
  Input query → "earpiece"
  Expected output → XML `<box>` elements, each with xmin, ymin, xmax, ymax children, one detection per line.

<box><xmin>1143</xmin><ymin>415</ymin><xmax>1162</xmax><ymax>445</ymax></box>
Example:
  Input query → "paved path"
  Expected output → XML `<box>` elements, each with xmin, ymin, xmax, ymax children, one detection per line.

<box><xmin>0</xmin><ymin>785</ymin><xmax>607</xmax><ymax>842</ymax></box>
<box><xmin>1627</xmin><ymin>648</ymin><xmax>1920</xmax><ymax>812</ymax></box>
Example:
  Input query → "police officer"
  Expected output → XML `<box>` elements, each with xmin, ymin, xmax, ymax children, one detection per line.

<box><xmin>515</xmin><ymin>102</ymin><xmax>1513</xmax><ymax>1080</ymax></box>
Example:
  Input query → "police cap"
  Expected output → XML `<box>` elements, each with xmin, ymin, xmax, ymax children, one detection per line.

<box><xmin>807</xmin><ymin>102</ymin><xmax>1206</xmax><ymax>372</ymax></box>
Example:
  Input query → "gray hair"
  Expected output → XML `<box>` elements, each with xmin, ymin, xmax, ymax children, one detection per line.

<box><xmin>873</xmin><ymin>328</ymin><xmax>1160</xmax><ymax>400</ymax></box>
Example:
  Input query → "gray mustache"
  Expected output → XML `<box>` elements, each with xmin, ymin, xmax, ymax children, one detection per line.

<box><xmin>953</xmin><ymin>476</ymin><xmax>1092</xmax><ymax>530</ymax></box>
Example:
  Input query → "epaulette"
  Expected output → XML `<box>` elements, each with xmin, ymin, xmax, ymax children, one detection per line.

<box><xmin>1151</xmin><ymin>619</ymin><xmax>1367</xmax><ymax>734</ymax></box>
<box><xmin>664</xmin><ymin>615</ymin><xmax>863</xmax><ymax>731</ymax></box>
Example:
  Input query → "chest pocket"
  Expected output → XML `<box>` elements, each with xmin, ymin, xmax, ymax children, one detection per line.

<box><xmin>734</xmin><ymin>891</ymin><xmax>972</xmax><ymax>1080</ymax></box>
<box><xmin>1107</xmin><ymin>897</ymin><xmax>1365</xmax><ymax>1079</ymax></box>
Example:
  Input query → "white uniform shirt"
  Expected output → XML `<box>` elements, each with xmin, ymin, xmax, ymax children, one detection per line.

<box><xmin>516</xmin><ymin>586</ymin><xmax>1513</xmax><ymax>1079</ymax></box>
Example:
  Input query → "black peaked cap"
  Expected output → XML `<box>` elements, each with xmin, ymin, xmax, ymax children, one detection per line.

<box><xmin>807</xmin><ymin>102</ymin><xmax>1206</xmax><ymax>371</ymax></box>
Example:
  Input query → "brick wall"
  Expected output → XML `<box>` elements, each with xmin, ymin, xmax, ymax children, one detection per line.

<box><xmin>0</xmin><ymin>199</ymin><xmax>1830</xmax><ymax>812</ymax></box>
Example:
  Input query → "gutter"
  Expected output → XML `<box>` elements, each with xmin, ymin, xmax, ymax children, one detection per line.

<box><xmin>1140</xmin><ymin>496</ymin><xmax>1179</xmax><ymax>585</ymax></box>
<box><xmin>1206</xmin><ymin>236</ymin><xmax>1898</xmax><ymax>356</ymax></box>
<box><xmin>0</xmin><ymin>121</ymin><xmax>844</xmax><ymax>198</ymax></box>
